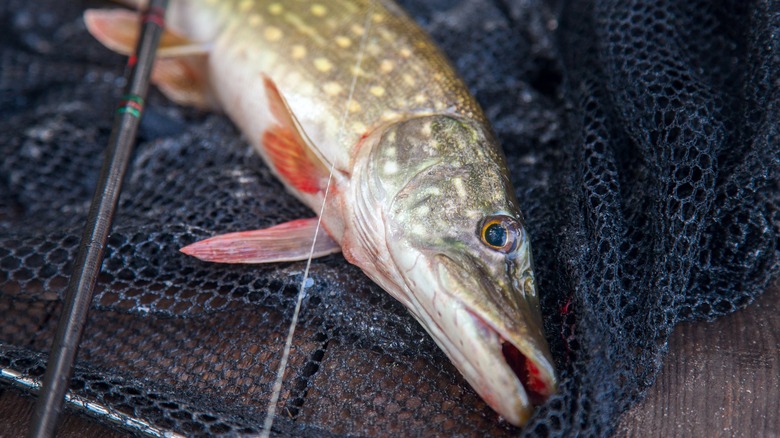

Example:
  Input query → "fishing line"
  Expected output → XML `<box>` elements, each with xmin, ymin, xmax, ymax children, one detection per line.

<box><xmin>260</xmin><ymin>2</ymin><xmax>375</xmax><ymax>436</ymax></box>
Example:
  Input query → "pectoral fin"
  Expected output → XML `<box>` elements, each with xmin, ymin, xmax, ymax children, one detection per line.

<box><xmin>180</xmin><ymin>218</ymin><xmax>341</xmax><ymax>264</ymax></box>
<box><xmin>260</xmin><ymin>75</ymin><xmax>331</xmax><ymax>194</ymax></box>
<box><xmin>84</xmin><ymin>9</ymin><xmax>216</xmax><ymax>109</ymax></box>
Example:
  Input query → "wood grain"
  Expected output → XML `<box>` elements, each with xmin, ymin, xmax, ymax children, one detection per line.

<box><xmin>0</xmin><ymin>390</ymin><xmax>124</xmax><ymax>438</ymax></box>
<box><xmin>616</xmin><ymin>285</ymin><xmax>780</xmax><ymax>437</ymax></box>
<box><xmin>2</xmin><ymin>286</ymin><xmax>777</xmax><ymax>436</ymax></box>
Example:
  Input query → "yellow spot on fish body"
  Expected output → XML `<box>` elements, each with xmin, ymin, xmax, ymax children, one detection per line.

<box><xmin>291</xmin><ymin>45</ymin><xmax>307</xmax><ymax>59</ymax></box>
<box><xmin>352</xmin><ymin>122</ymin><xmax>367</xmax><ymax>134</ymax></box>
<box><xmin>264</xmin><ymin>26</ymin><xmax>283</xmax><ymax>42</ymax></box>
<box><xmin>248</xmin><ymin>14</ymin><xmax>262</xmax><ymax>26</ymax></box>
<box><xmin>351</xmin><ymin>24</ymin><xmax>365</xmax><ymax>36</ymax></box>
<box><xmin>314</xmin><ymin>57</ymin><xmax>333</xmax><ymax>72</ymax></box>
<box><xmin>425</xmin><ymin>187</ymin><xmax>442</xmax><ymax>196</ymax></box>
<box><xmin>380</xmin><ymin>59</ymin><xmax>394</xmax><ymax>73</ymax></box>
<box><xmin>310</xmin><ymin>4</ymin><xmax>327</xmax><ymax>17</ymax></box>
<box><xmin>414</xmin><ymin>94</ymin><xmax>426</xmax><ymax>104</ymax></box>
<box><xmin>421</xmin><ymin>122</ymin><xmax>432</xmax><ymax>137</ymax></box>
<box><xmin>268</xmin><ymin>3</ymin><xmax>283</xmax><ymax>15</ymax></box>
<box><xmin>323</xmin><ymin>82</ymin><xmax>342</xmax><ymax>96</ymax></box>
<box><xmin>377</xmin><ymin>27</ymin><xmax>394</xmax><ymax>43</ymax></box>
<box><xmin>372</xmin><ymin>13</ymin><xmax>385</xmax><ymax>23</ymax></box>
<box><xmin>383</xmin><ymin>161</ymin><xmax>398</xmax><ymax>174</ymax></box>
<box><xmin>239</xmin><ymin>0</ymin><xmax>252</xmax><ymax>12</ymax></box>
<box><xmin>366</xmin><ymin>43</ymin><xmax>381</xmax><ymax>57</ymax></box>
<box><xmin>283</xmin><ymin>13</ymin><xmax>326</xmax><ymax>46</ymax></box>
<box><xmin>335</xmin><ymin>36</ymin><xmax>352</xmax><ymax>48</ymax></box>
<box><xmin>370</xmin><ymin>86</ymin><xmax>386</xmax><ymax>97</ymax></box>
<box><xmin>400</xmin><ymin>47</ymin><xmax>412</xmax><ymax>58</ymax></box>
<box><xmin>453</xmin><ymin>178</ymin><xmax>467</xmax><ymax>198</ymax></box>
<box><xmin>348</xmin><ymin>100</ymin><xmax>361</xmax><ymax>113</ymax></box>
<box><xmin>403</xmin><ymin>74</ymin><xmax>416</xmax><ymax>86</ymax></box>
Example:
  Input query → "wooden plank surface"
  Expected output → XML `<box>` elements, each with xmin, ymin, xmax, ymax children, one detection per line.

<box><xmin>0</xmin><ymin>391</ymin><xmax>124</xmax><ymax>438</ymax></box>
<box><xmin>2</xmin><ymin>285</ymin><xmax>778</xmax><ymax>436</ymax></box>
<box><xmin>616</xmin><ymin>284</ymin><xmax>780</xmax><ymax>437</ymax></box>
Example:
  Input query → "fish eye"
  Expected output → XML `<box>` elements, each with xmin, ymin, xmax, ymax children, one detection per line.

<box><xmin>480</xmin><ymin>215</ymin><xmax>521</xmax><ymax>253</ymax></box>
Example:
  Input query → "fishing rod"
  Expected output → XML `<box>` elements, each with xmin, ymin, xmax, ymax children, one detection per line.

<box><xmin>28</xmin><ymin>1</ymin><xmax>170</xmax><ymax>436</ymax></box>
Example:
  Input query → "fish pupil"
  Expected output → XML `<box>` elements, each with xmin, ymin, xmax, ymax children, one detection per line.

<box><xmin>485</xmin><ymin>223</ymin><xmax>507</xmax><ymax>248</ymax></box>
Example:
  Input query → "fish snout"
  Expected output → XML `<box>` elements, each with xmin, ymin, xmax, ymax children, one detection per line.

<box><xmin>428</xmin><ymin>254</ymin><xmax>557</xmax><ymax>425</ymax></box>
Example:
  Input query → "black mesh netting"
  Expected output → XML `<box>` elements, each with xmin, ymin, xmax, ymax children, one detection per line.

<box><xmin>1</xmin><ymin>0</ymin><xmax>779</xmax><ymax>436</ymax></box>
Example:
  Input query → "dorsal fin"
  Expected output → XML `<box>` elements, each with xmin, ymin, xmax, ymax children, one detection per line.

<box><xmin>260</xmin><ymin>75</ymin><xmax>331</xmax><ymax>194</ymax></box>
<box><xmin>84</xmin><ymin>8</ymin><xmax>217</xmax><ymax>109</ymax></box>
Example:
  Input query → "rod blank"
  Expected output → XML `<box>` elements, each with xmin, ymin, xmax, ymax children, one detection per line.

<box><xmin>28</xmin><ymin>1</ymin><xmax>169</xmax><ymax>436</ymax></box>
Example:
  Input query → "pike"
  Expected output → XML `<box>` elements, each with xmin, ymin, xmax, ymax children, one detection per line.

<box><xmin>85</xmin><ymin>0</ymin><xmax>557</xmax><ymax>426</ymax></box>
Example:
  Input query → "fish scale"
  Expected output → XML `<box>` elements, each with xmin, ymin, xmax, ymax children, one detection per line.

<box><xmin>211</xmin><ymin>0</ymin><xmax>481</xmax><ymax>161</ymax></box>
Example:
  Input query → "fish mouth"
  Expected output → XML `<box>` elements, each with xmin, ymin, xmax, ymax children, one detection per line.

<box><xmin>410</xmin><ymin>253</ymin><xmax>557</xmax><ymax>425</ymax></box>
<box><xmin>501</xmin><ymin>339</ymin><xmax>550</xmax><ymax>405</ymax></box>
<box><xmin>382</xmin><ymin>248</ymin><xmax>557</xmax><ymax>425</ymax></box>
<box><xmin>466</xmin><ymin>309</ymin><xmax>554</xmax><ymax>407</ymax></box>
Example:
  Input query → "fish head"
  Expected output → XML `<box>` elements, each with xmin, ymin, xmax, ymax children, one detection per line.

<box><xmin>348</xmin><ymin>114</ymin><xmax>557</xmax><ymax>426</ymax></box>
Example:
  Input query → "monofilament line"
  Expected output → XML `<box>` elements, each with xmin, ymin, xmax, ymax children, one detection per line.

<box><xmin>260</xmin><ymin>3</ymin><xmax>375</xmax><ymax>436</ymax></box>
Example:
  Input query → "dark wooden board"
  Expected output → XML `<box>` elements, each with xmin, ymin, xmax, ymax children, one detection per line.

<box><xmin>616</xmin><ymin>285</ymin><xmax>780</xmax><ymax>437</ymax></box>
<box><xmin>0</xmin><ymin>391</ymin><xmax>124</xmax><ymax>438</ymax></box>
<box><xmin>2</xmin><ymin>285</ymin><xmax>778</xmax><ymax>436</ymax></box>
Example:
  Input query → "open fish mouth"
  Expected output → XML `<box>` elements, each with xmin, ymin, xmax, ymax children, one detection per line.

<box><xmin>500</xmin><ymin>333</ymin><xmax>553</xmax><ymax>406</ymax></box>
<box><xmin>464</xmin><ymin>308</ymin><xmax>556</xmax><ymax>420</ymax></box>
<box><xmin>408</xmin><ymin>252</ymin><xmax>557</xmax><ymax>425</ymax></box>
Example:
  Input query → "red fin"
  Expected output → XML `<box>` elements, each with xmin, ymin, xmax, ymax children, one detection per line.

<box><xmin>180</xmin><ymin>218</ymin><xmax>341</xmax><ymax>264</ymax></box>
<box><xmin>85</xmin><ymin>9</ymin><xmax>205</xmax><ymax>57</ymax></box>
<box><xmin>84</xmin><ymin>9</ymin><xmax>216</xmax><ymax>109</ymax></box>
<box><xmin>84</xmin><ymin>9</ymin><xmax>141</xmax><ymax>56</ymax></box>
<box><xmin>261</xmin><ymin>75</ymin><xmax>330</xmax><ymax>194</ymax></box>
<box><xmin>112</xmin><ymin>0</ymin><xmax>147</xmax><ymax>9</ymax></box>
<box><xmin>151</xmin><ymin>56</ymin><xmax>216</xmax><ymax>109</ymax></box>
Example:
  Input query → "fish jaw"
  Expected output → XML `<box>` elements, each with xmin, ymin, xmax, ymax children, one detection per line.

<box><xmin>343</xmin><ymin>227</ymin><xmax>557</xmax><ymax>426</ymax></box>
<box><xmin>388</xmin><ymin>245</ymin><xmax>557</xmax><ymax>426</ymax></box>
